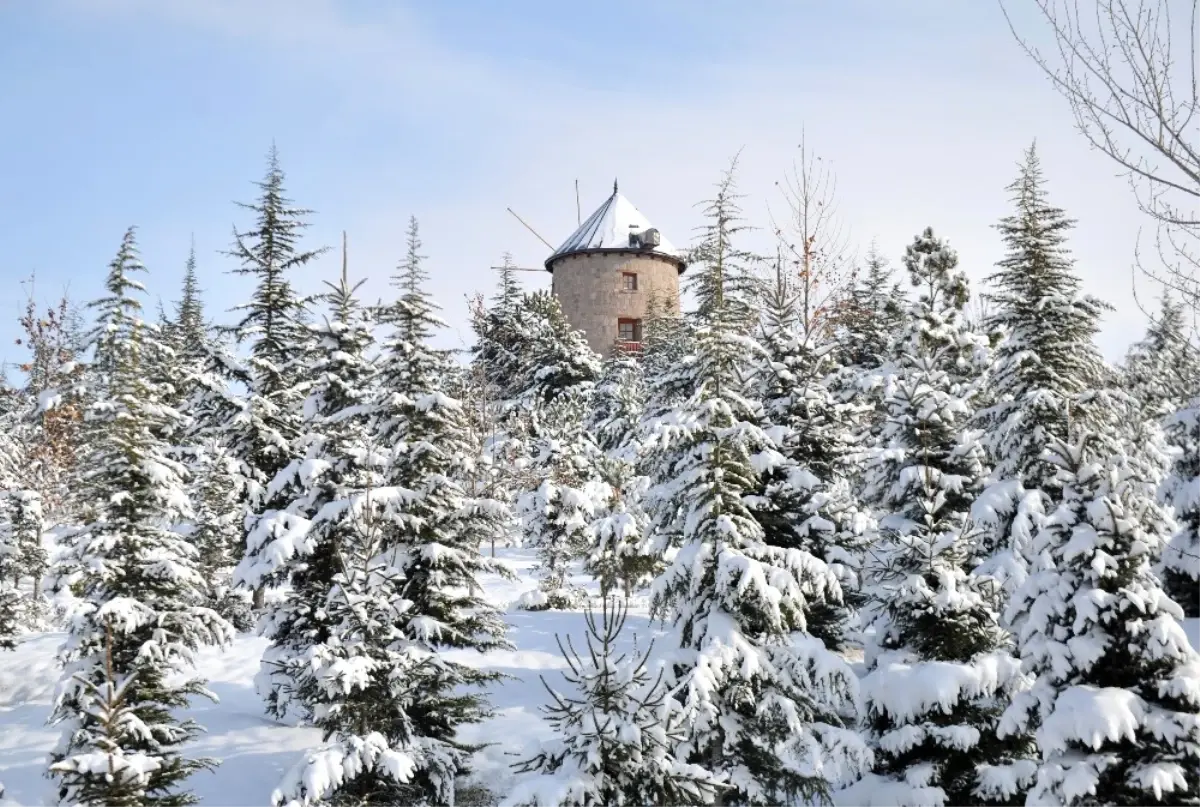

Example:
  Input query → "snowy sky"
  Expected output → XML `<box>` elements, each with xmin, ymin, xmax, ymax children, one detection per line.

<box><xmin>0</xmin><ymin>0</ymin><xmax>1166</xmax><ymax>367</ymax></box>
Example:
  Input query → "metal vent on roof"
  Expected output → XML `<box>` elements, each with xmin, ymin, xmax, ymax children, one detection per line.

<box><xmin>629</xmin><ymin>228</ymin><xmax>661</xmax><ymax>249</ymax></box>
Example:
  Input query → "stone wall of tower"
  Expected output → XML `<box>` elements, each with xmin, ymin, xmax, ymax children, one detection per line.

<box><xmin>549</xmin><ymin>251</ymin><xmax>681</xmax><ymax>357</ymax></box>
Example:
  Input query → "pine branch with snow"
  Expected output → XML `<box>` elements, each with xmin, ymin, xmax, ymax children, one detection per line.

<box><xmin>1160</xmin><ymin>395</ymin><xmax>1200</xmax><ymax>616</ymax></box>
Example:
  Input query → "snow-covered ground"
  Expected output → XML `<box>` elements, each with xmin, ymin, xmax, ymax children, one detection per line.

<box><xmin>0</xmin><ymin>549</ymin><xmax>672</xmax><ymax>807</ymax></box>
<box><xmin>1</xmin><ymin>550</ymin><xmax>1197</xmax><ymax>807</ymax></box>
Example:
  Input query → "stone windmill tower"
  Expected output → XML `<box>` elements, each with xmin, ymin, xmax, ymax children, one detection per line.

<box><xmin>545</xmin><ymin>182</ymin><xmax>686</xmax><ymax>357</ymax></box>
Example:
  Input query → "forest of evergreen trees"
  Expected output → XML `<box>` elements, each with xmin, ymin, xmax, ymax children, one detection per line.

<box><xmin>0</xmin><ymin>141</ymin><xmax>1198</xmax><ymax>807</ymax></box>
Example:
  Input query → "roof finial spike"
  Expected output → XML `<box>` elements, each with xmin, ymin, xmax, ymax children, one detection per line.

<box><xmin>613</xmin><ymin>178</ymin><xmax>619</xmax><ymax>195</ymax></box>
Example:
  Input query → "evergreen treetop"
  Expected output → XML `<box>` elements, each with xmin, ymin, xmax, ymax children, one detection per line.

<box><xmin>979</xmin><ymin>143</ymin><xmax>1111</xmax><ymax>487</ymax></box>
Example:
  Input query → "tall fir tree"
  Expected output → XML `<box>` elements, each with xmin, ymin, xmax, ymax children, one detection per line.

<box><xmin>273</xmin><ymin>218</ymin><xmax>512</xmax><ymax>805</ymax></box>
<box><xmin>972</xmin><ymin>144</ymin><xmax>1112</xmax><ymax>592</ymax></box>
<box><xmin>1124</xmin><ymin>295</ymin><xmax>1200</xmax><ymax>422</ymax></box>
<box><xmin>47</xmin><ymin>228</ymin><xmax>231</xmax><ymax>807</ymax></box>
<box><xmin>224</xmin><ymin>146</ymin><xmax>327</xmax><ymax>608</ymax></box>
<box><xmin>508</xmin><ymin>291</ymin><xmax>602</xmax><ymax>608</ymax></box>
<box><xmin>752</xmin><ymin>256</ymin><xmax>868</xmax><ymax>651</ymax></box>
<box><xmin>1160</xmin><ymin>395</ymin><xmax>1200</xmax><ymax>616</ymax></box>
<box><xmin>240</xmin><ymin>251</ymin><xmax>378</xmax><ymax>724</ymax></box>
<box><xmin>848</xmin><ymin>228</ymin><xmax>1034</xmax><ymax>806</ymax></box>
<box><xmin>167</xmin><ymin>238</ymin><xmax>213</xmax><ymax>400</ymax></box>
<box><xmin>1001</xmin><ymin>431</ymin><xmax>1200</xmax><ymax>805</ymax></box>
<box><xmin>647</xmin><ymin>167</ymin><xmax>869</xmax><ymax>805</ymax></box>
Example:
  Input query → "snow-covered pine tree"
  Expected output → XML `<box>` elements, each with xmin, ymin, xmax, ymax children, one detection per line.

<box><xmin>649</xmin><ymin>165</ymin><xmax>869</xmax><ymax>805</ymax></box>
<box><xmin>188</xmin><ymin>437</ymin><xmax>254</xmax><ymax>631</ymax></box>
<box><xmin>583</xmin><ymin>351</ymin><xmax>657</xmax><ymax>599</ymax></box>
<box><xmin>470</xmin><ymin>252</ymin><xmax>525</xmax><ymax>405</ymax></box>
<box><xmin>509</xmin><ymin>291</ymin><xmax>602</xmax><ymax>608</ymax></box>
<box><xmin>224</xmin><ymin>146</ymin><xmax>327</xmax><ymax>608</ymax></box>
<box><xmin>272</xmin><ymin>218</ymin><xmax>512</xmax><ymax>805</ymax></box>
<box><xmin>8</xmin><ymin>488</ymin><xmax>46</xmax><ymax>607</ymax></box>
<box><xmin>1161</xmin><ymin>395</ymin><xmax>1200</xmax><ymax>616</ymax></box>
<box><xmin>0</xmin><ymin>496</ymin><xmax>22</xmax><ymax>649</ymax></box>
<box><xmin>1123</xmin><ymin>299</ymin><xmax>1200</xmax><ymax>607</ymax></box>
<box><xmin>588</xmin><ymin>350</ymin><xmax>645</xmax><ymax>460</ymax></box>
<box><xmin>1118</xmin><ymin>295</ymin><xmax>1197</xmax><ymax>535</ymax></box>
<box><xmin>585</xmin><ymin>454</ymin><xmax>655</xmax><ymax>600</ymax></box>
<box><xmin>505</xmin><ymin>597</ymin><xmax>723</xmax><ymax>807</ymax></box>
<box><xmin>48</xmin><ymin>227</ymin><xmax>231</xmax><ymax>807</ymax></box>
<box><xmin>1001</xmin><ymin>430</ymin><xmax>1200</xmax><ymax>806</ymax></box>
<box><xmin>847</xmin><ymin>228</ymin><xmax>1034</xmax><ymax>807</ymax></box>
<box><xmin>752</xmin><ymin>256</ymin><xmax>867</xmax><ymax>652</ymax></box>
<box><xmin>972</xmin><ymin>144</ymin><xmax>1112</xmax><ymax>592</ymax></box>
<box><xmin>1125</xmin><ymin>295</ymin><xmax>1200</xmax><ymax>423</ymax></box>
<box><xmin>172</xmin><ymin>239</ymin><xmax>210</xmax><ymax>376</ymax></box>
<box><xmin>828</xmin><ymin>242</ymin><xmax>905</xmax><ymax>386</ymax></box>
<box><xmin>240</xmin><ymin>252</ymin><xmax>378</xmax><ymax>724</ymax></box>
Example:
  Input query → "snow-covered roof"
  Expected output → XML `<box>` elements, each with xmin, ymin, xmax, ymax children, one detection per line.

<box><xmin>545</xmin><ymin>183</ymin><xmax>685</xmax><ymax>272</ymax></box>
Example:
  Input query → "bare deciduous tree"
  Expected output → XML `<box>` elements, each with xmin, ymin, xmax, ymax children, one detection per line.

<box><xmin>769</xmin><ymin>132</ymin><xmax>855</xmax><ymax>340</ymax></box>
<box><xmin>1001</xmin><ymin>0</ymin><xmax>1200</xmax><ymax>338</ymax></box>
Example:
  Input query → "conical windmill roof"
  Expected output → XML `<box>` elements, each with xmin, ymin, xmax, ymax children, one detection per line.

<box><xmin>545</xmin><ymin>183</ymin><xmax>685</xmax><ymax>272</ymax></box>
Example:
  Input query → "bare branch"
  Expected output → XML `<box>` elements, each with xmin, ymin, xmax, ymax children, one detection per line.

<box><xmin>767</xmin><ymin>132</ymin><xmax>856</xmax><ymax>340</ymax></box>
<box><xmin>1001</xmin><ymin>0</ymin><xmax>1200</xmax><ymax>319</ymax></box>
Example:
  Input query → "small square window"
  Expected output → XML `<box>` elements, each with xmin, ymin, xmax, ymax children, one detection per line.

<box><xmin>618</xmin><ymin>318</ymin><xmax>642</xmax><ymax>343</ymax></box>
<box><xmin>621</xmin><ymin>272</ymin><xmax>638</xmax><ymax>291</ymax></box>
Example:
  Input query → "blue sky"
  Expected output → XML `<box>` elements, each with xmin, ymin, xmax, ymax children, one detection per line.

<box><xmin>0</xmin><ymin>0</ymin><xmax>1158</xmax><ymax>369</ymax></box>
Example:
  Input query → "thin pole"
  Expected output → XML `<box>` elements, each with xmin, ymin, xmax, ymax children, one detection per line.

<box><xmin>341</xmin><ymin>230</ymin><xmax>348</xmax><ymax>284</ymax></box>
<box><xmin>506</xmin><ymin>207</ymin><xmax>555</xmax><ymax>250</ymax></box>
<box><xmin>575</xmin><ymin>179</ymin><xmax>581</xmax><ymax>226</ymax></box>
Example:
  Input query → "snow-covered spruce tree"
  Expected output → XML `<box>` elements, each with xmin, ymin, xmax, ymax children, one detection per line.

<box><xmin>828</xmin><ymin>243</ymin><xmax>905</xmax><ymax>384</ymax></box>
<box><xmin>225</xmin><ymin>145</ymin><xmax>326</xmax><ymax>608</ymax></box>
<box><xmin>172</xmin><ymin>240</ymin><xmax>210</xmax><ymax>376</ymax></box>
<box><xmin>272</xmin><ymin>218</ymin><xmax>512</xmax><ymax>806</ymax></box>
<box><xmin>649</xmin><ymin>166</ymin><xmax>869</xmax><ymax>806</ymax></box>
<box><xmin>846</xmin><ymin>228</ymin><xmax>1035</xmax><ymax>807</ymax></box>
<box><xmin>752</xmin><ymin>257</ymin><xmax>867</xmax><ymax>652</ymax></box>
<box><xmin>470</xmin><ymin>252</ymin><xmax>525</xmax><ymax>405</ymax></box>
<box><xmin>642</xmin><ymin>164</ymin><xmax>760</xmax><ymax>563</ymax></box>
<box><xmin>0</xmin><ymin>500</ymin><xmax>22</xmax><ymax>650</ymax></box>
<box><xmin>240</xmin><ymin>259</ymin><xmax>378</xmax><ymax>724</ymax></box>
<box><xmin>509</xmin><ymin>291</ymin><xmax>602</xmax><ymax>609</ymax></box>
<box><xmin>583</xmin><ymin>353</ymin><xmax>658</xmax><ymax>599</ymax></box>
<box><xmin>1002</xmin><ymin>431</ymin><xmax>1200</xmax><ymax>806</ymax></box>
<box><xmin>826</xmin><ymin>243</ymin><xmax>907</xmax><ymax>463</ymax></box>
<box><xmin>518</xmin><ymin>414</ymin><xmax>602</xmax><ymax>610</ymax></box>
<box><xmin>587</xmin><ymin>349</ymin><xmax>645</xmax><ymax>460</ymax></box>
<box><xmin>639</xmin><ymin>289</ymin><xmax>694</xmax><ymax>431</ymax></box>
<box><xmin>1117</xmin><ymin>295</ymin><xmax>1197</xmax><ymax>533</ymax></box>
<box><xmin>187</xmin><ymin>437</ymin><xmax>254</xmax><ymax>631</ymax></box>
<box><xmin>467</xmin><ymin>256</ymin><xmax>532</xmax><ymax>551</ymax></box>
<box><xmin>1125</xmin><ymin>295</ymin><xmax>1200</xmax><ymax>423</ymax></box>
<box><xmin>506</xmin><ymin>597</ymin><xmax>723</xmax><ymax>806</ymax></box>
<box><xmin>47</xmin><ymin>227</ymin><xmax>231</xmax><ymax>807</ymax></box>
<box><xmin>1161</xmin><ymin>395</ymin><xmax>1200</xmax><ymax>616</ymax></box>
<box><xmin>972</xmin><ymin>144</ymin><xmax>1111</xmax><ymax>592</ymax></box>
<box><xmin>585</xmin><ymin>454</ymin><xmax>656</xmax><ymax>600</ymax></box>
